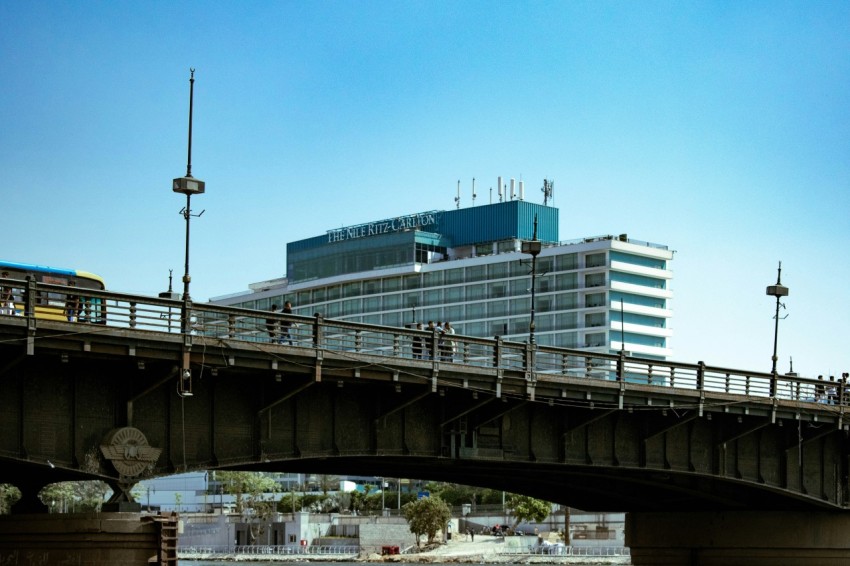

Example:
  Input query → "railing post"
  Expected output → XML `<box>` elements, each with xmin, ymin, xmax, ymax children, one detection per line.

<box><xmin>696</xmin><ymin>361</ymin><xmax>705</xmax><ymax>391</ymax></box>
<box><xmin>431</xmin><ymin>328</ymin><xmax>439</xmax><ymax>361</ymax></box>
<box><xmin>312</xmin><ymin>313</ymin><xmax>323</xmax><ymax>348</ymax></box>
<box><xmin>492</xmin><ymin>336</ymin><xmax>502</xmax><ymax>369</ymax></box>
<box><xmin>616</xmin><ymin>350</ymin><xmax>625</xmax><ymax>382</ymax></box>
<box><xmin>355</xmin><ymin>330</ymin><xmax>362</xmax><ymax>352</ymax></box>
<box><xmin>129</xmin><ymin>302</ymin><xmax>137</xmax><ymax>328</ymax></box>
<box><xmin>228</xmin><ymin>314</ymin><xmax>236</xmax><ymax>339</ymax></box>
<box><xmin>25</xmin><ymin>276</ymin><xmax>37</xmax><ymax>355</ymax></box>
<box><xmin>393</xmin><ymin>334</ymin><xmax>400</xmax><ymax>357</ymax></box>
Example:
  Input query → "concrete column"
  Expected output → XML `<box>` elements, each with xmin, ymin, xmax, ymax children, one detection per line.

<box><xmin>627</xmin><ymin>510</ymin><xmax>850</xmax><ymax>565</ymax></box>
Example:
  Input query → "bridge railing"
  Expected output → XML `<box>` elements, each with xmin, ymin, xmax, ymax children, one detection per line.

<box><xmin>1</xmin><ymin>277</ymin><xmax>836</xmax><ymax>407</ymax></box>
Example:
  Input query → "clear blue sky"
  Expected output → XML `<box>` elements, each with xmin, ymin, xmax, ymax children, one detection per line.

<box><xmin>2</xmin><ymin>1</ymin><xmax>847</xmax><ymax>377</ymax></box>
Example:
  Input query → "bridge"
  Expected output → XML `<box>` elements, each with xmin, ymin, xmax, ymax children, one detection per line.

<box><xmin>1</xmin><ymin>277</ymin><xmax>849</xmax><ymax>564</ymax></box>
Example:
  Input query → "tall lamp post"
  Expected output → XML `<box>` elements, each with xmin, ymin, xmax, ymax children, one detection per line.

<box><xmin>521</xmin><ymin>215</ymin><xmax>541</xmax><ymax>345</ymax></box>
<box><xmin>173</xmin><ymin>69</ymin><xmax>205</xmax><ymax>397</ymax></box>
<box><xmin>765</xmin><ymin>261</ymin><xmax>789</xmax><ymax>376</ymax></box>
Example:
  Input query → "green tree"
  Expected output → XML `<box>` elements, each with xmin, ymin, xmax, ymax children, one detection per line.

<box><xmin>38</xmin><ymin>481</ymin><xmax>109</xmax><ymax>513</ymax></box>
<box><xmin>218</xmin><ymin>471</ymin><xmax>280</xmax><ymax>542</ymax></box>
<box><xmin>506</xmin><ymin>494</ymin><xmax>551</xmax><ymax>529</ymax></box>
<box><xmin>0</xmin><ymin>484</ymin><xmax>21</xmax><ymax>514</ymax></box>
<box><xmin>402</xmin><ymin>496</ymin><xmax>451</xmax><ymax>547</ymax></box>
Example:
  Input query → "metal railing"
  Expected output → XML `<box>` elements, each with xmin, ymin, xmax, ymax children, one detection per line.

<box><xmin>498</xmin><ymin>543</ymin><xmax>631</xmax><ymax>556</ymax></box>
<box><xmin>179</xmin><ymin>544</ymin><xmax>360</xmax><ymax>556</ymax></box>
<box><xmin>1</xmin><ymin>276</ymin><xmax>841</xmax><ymax>409</ymax></box>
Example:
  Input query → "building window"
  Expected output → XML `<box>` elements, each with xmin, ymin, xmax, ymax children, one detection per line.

<box><xmin>444</xmin><ymin>268</ymin><xmax>463</xmax><ymax>285</ymax></box>
<box><xmin>363</xmin><ymin>296</ymin><xmax>381</xmax><ymax>313</ymax></box>
<box><xmin>363</xmin><ymin>280</ymin><xmax>381</xmax><ymax>295</ymax></box>
<box><xmin>312</xmin><ymin>288</ymin><xmax>327</xmax><ymax>303</ymax></box>
<box><xmin>422</xmin><ymin>288</ymin><xmax>442</xmax><ymax>307</ymax></box>
<box><xmin>585</xmin><ymin>332</ymin><xmax>606</xmax><ymax>347</ymax></box>
<box><xmin>403</xmin><ymin>274</ymin><xmax>421</xmax><ymax>290</ymax></box>
<box><xmin>445</xmin><ymin>286</ymin><xmax>463</xmax><ymax>304</ymax></box>
<box><xmin>489</xmin><ymin>282</ymin><xmax>507</xmax><ymax>299</ymax></box>
<box><xmin>467</xmin><ymin>284</ymin><xmax>486</xmax><ymax>301</ymax></box>
<box><xmin>556</xmin><ymin>293</ymin><xmax>577</xmax><ymax>310</ymax></box>
<box><xmin>586</xmin><ymin>312</ymin><xmax>606</xmax><ymax>327</ymax></box>
<box><xmin>327</xmin><ymin>285</ymin><xmax>341</xmax><ymax>301</ymax></box>
<box><xmin>466</xmin><ymin>302</ymin><xmax>485</xmax><ymax>319</ymax></box>
<box><xmin>488</xmin><ymin>300</ymin><xmax>509</xmax><ymax>317</ymax></box>
<box><xmin>423</xmin><ymin>271</ymin><xmax>444</xmax><ymax>287</ymax></box>
<box><xmin>444</xmin><ymin>304</ymin><xmax>463</xmax><ymax>321</ymax></box>
<box><xmin>488</xmin><ymin>263</ymin><xmax>509</xmax><ymax>279</ymax></box>
<box><xmin>555</xmin><ymin>273</ymin><xmax>577</xmax><ymax>291</ymax></box>
<box><xmin>585</xmin><ymin>273</ymin><xmax>606</xmax><ymax>288</ymax></box>
<box><xmin>404</xmin><ymin>291</ymin><xmax>421</xmax><ymax>309</ymax></box>
<box><xmin>509</xmin><ymin>278</ymin><xmax>529</xmax><ymax>297</ymax></box>
<box><xmin>586</xmin><ymin>293</ymin><xmax>606</xmax><ymax>307</ymax></box>
<box><xmin>556</xmin><ymin>253</ymin><xmax>578</xmax><ymax>271</ymax></box>
<box><xmin>586</xmin><ymin>253</ymin><xmax>606</xmax><ymax>268</ymax></box>
<box><xmin>382</xmin><ymin>277</ymin><xmax>401</xmax><ymax>293</ymax></box>
<box><xmin>343</xmin><ymin>282</ymin><xmax>361</xmax><ymax>298</ymax></box>
<box><xmin>466</xmin><ymin>265</ymin><xmax>487</xmax><ymax>282</ymax></box>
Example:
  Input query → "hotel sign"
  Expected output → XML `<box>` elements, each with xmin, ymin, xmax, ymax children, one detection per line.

<box><xmin>327</xmin><ymin>211</ymin><xmax>438</xmax><ymax>243</ymax></box>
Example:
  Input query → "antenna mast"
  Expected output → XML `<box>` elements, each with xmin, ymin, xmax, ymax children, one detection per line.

<box><xmin>542</xmin><ymin>178</ymin><xmax>554</xmax><ymax>206</ymax></box>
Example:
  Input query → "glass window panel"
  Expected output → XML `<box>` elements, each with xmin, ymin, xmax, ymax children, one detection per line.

<box><xmin>555</xmin><ymin>273</ymin><xmax>577</xmax><ymax>291</ymax></box>
<box><xmin>509</xmin><ymin>298</ymin><xmax>531</xmax><ymax>316</ymax></box>
<box><xmin>312</xmin><ymin>288</ymin><xmax>327</xmax><ymax>303</ymax></box>
<box><xmin>556</xmin><ymin>293</ymin><xmax>577</xmax><ymax>310</ymax></box>
<box><xmin>295</xmin><ymin>290</ymin><xmax>310</xmax><ymax>306</ymax></box>
<box><xmin>556</xmin><ymin>312</ymin><xmax>578</xmax><ymax>330</ymax></box>
<box><xmin>363</xmin><ymin>280</ymin><xmax>381</xmax><ymax>295</ymax></box>
<box><xmin>403</xmin><ymin>291</ymin><xmax>421</xmax><ymax>310</ymax></box>
<box><xmin>497</xmin><ymin>240</ymin><xmax>516</xmax><ymax>253</ymax></box>
<box><xmin>585</xmin><ymin>332</ymin><xmax>606</xmax><ymax>347</ymax></box>
<box><xmin>556</xmin><ymin>253</ymin><xmax>578</xmax><ymax>271</ymax></box>
<box><xmin>489</xmin><ymin>300</ymin><xmax>509</xmax><ymax>317</ymax></box>
<box><xmin>537</xmin><ymin>296</ymin><xmax>554</xmax><ymax>313</ymax></box>
<box><xmin>256</xmin><ymin>298</ymin><xmax>270</xmax><ymax>311</ymax></box>
<box><xmin>510</xmin><ymin>259</ymin><xmax>529</xmax><ymax>277</ymax></box>
<box><xmin>465</xmin><ymin>321</ymin><xmax>487</xmax><ymax>337</ymax></box>
<box><xmin>490</xmin><ymin>319</ymin><xmax>509</xmax><ymax>337</ymax></box>
<box><xmin>363</xmin><ymin>296</ymin><xmax>381</xmax><ymax>313</ymax></box>
<box><xmin>403</xmin><ymin>274</ymin><xmax>421</xmax><ymax>290</ymax></box>
<box><xmin>510</xmin><ymin>278</ymin><xmax>529</xmax><ymax>297</ymax></box>
<box><xmin>421</xmin><ymin>307</ymin><xmax>442</xmax><ymax>323</ymax></box>
<box><xmin>489</xmin><ymin>282</ymin><xmax>507</xmax><ymax>299</ymax></box>
<box><xmin>538</xmin><ymin>257</ymin><xmax>554</xmax><ymax>274</ymax></box>
<box><xmin>586</xmin><ymin>253</ymin><xmax>607</xmax><ymax>268</ymax></box>
<box><xmin>327</xmin><ymin>285</ymin><xmax>341</xmax><ymax>300</ymax></box>
<box><xmin>537</xmin><ymin>274</ymin><xmax>554</xmax><ymax>293</ymax></box>
<box><xmin>554</xmin><ymin>332</ymin><xmax>578</xmax><ymax>348</ymax></box>
<box><xmin>510</xmin><ymin>317</ymin><xmax>529</xmax><ymax>335</ymax></box>
<box><xmin>383</xmin><ymin>294</ymin><xmax>401</xmax><ymax>309</ymax></box>
<box><xmin>445</xmin><ymin>286</ymin><xmax>463</xmax><ymax>303</ymax></box>
<box><xmin>422</xmin><ymin>271</ymin><xmax>444</xmax><ymax>287</ymax></box>
<box><xmin>325</xmin><ymin>301</ymin><xmax>341</xmax><ymax>317</ymax></box>
<box><xmin>422</xmin><ymin>288</ymin><xmax>443</xmax><ymax>307</ymax></box>
<box><xmin>382</xmin><ymin>311</ymin><xmax>402</xmax><ymax>327</ymax></box>
<box><xmin>466</xmin><ymin>265</ymin><xmax>487</xmax><ymax>282</ymax></box>
<box><xmin>444</xmin><ymin>268</ymin><xmax>463</xmax><ymax>285</ymax></box>
<box><xmin>444</xmin><ymin>304</ymin><xmax>463</xmax><ymax>321</ymax></box>
<box><xmin>342</xmin><ymin>298</ymin><xmax>361</xmax><ymax>316</ymax></box>
<box><xmin>537</xmin><ymin>314</ymin><xmax>554</xmax><ymax>332</ymax></box>
<box><xmin>342</xmin><ymin>282</ymin><xmax>361</xmax><ymax>298</ymax></box>
<box><xmin>383</xmin><ymin>277</ymin><xmax>401</xmax><ymax>292</ymax></box>
<box><xmin>466</xmin><ymin>302</ymin><xmax>486</xmax><ymax>319</ymax></box>
<box><xmin>585</xmin><ymin>273</ymin><xmax>606</xmax><ymax>288</ymax></box>
<box><xmin>467</xmin><ymin>284</ymin><xmax>486</xmax><ymax>300</ymax></box>
<box><xmin>475</xmin><ymin>243</ymin><xmax>493</xmax><ymax>256</ymax></box>
<box><xmin>488</xmin><ymin>263</ymin><xmax>509</xmax><ymax>279</ymax></box>
<box><xmin>586</xmin><ymin>293</ymin><xmax>606</xmax><ymax>307</ymax></box>
<box><xmin>363</xmin><ymin>314</ymin><xmax>381</xmax><ymax>325</ymax></box>
<box><xmin>586</xmin><ymin>312</ymin><xmax>606</xmax><ymax>327</ymax></box>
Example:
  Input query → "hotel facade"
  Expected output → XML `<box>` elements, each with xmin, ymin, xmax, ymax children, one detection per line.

<box><xmin>211</xmin><ymin>199</ymin><xmax>674</xmax><ymax>360</ymax></box>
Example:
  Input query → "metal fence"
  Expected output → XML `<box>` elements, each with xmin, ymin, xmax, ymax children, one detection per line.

<box><xmin>179</xmin><ymin>544</ymin><xmax>360</xmax><ymax>556</ymax></box>
<box><xmin>2</xmin><ymin>276</ymin><xmax>841</xmax><ymax>408</ymax></box>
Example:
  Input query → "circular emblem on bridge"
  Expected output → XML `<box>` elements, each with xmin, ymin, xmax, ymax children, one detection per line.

<box><xmin>99</xmin><ymin>427</ymin><xmax>162</xmax><ymax>478</ymax></box>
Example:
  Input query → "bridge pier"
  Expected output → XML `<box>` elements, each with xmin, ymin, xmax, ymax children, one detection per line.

<box><xmin>0</xmin><ymin>512</ymin><xmax>178</xmax><ymax>565</ymax></box>
<box><xmin>626</xmin><ymin>510</ymin><xmax>850</xmax><ymax>565</ymax></box>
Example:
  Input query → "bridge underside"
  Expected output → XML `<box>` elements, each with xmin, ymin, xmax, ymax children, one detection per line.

<box><xmin>0</xmin><ymin>321</ymin><xmax>847</xmax><ymax>515</ymax></box>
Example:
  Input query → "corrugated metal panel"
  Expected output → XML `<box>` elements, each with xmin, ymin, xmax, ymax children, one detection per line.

<box><xmin>439</xmin><ymin>201</ymin><xmax>558</xmax><ymax>246</ymax></box>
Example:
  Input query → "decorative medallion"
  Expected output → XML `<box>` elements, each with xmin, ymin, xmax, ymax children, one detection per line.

<box><xmin>100</xmin><ymin>427</ymin><xmax>162</xmax><ymax>477</ymax></box>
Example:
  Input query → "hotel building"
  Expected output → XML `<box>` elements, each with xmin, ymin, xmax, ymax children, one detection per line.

<box><xmin>211</xmin><ymin>198</ymin><xmax>674</xmax><ymax>359</ymax></box>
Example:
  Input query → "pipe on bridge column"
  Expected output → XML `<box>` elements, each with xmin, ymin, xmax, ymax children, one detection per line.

<box><xmin>626</xmin><ymin>510</ymin><xmax>850</xmax><ymax>565</ymax></box>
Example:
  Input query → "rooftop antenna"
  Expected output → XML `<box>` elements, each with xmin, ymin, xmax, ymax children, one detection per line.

<box><xmin>471</xmin><ymin>177</ymin><xmax>476</xmax><ymax>206</ymax></box>
<box><xmin>542</xmin><ymin>179</ymin><xmax>554</xmax><ymax>206</ymax></box>
<box><xmin>455</xmin><ymin>180</ymin><xmax>461</xmax><ymax>209</ymax></box>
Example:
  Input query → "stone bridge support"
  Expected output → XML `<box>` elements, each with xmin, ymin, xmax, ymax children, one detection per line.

<box><xmin>626</xmin><ymin>510</ymin><xmax>850</xmax><ymax>565</ymax></box>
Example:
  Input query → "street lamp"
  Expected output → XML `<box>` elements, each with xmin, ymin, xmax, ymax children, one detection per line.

<box><xmin>173</xmin><ymin>68</ymin><xmax>205</xmax><ymax>397</ymax></box>
<box><xmin>765</xmin><ymin>261</ymin><xmax>789</xmax><ymax>376</ymax></box>
<box><xmin>520</xmin><ymin>215</ymin><xmax>542</xmax><ymax>345</ymax></box>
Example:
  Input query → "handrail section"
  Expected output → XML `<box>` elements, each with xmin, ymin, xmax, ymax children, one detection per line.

<box><xmin>0</xmin><ymin>276</ymin><xmax>842</xmax><ymax>408</ymax></box>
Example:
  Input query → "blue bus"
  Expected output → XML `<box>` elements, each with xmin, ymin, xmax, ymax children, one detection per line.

<box><xmin>0</xmin><ymin>260</ymin><xmax>106</xmax><ymax>322</ymax></box>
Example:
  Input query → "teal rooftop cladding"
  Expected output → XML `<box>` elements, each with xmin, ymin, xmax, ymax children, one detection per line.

<box><xmin>440</xmin><ymin>201</ymin><xmax>558</xmax><ymax>246</ymax></box>
<box><xmin>286</xmin><ymin>201</ymin><xmax>558</xmax><ymax>283</ymax></box>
